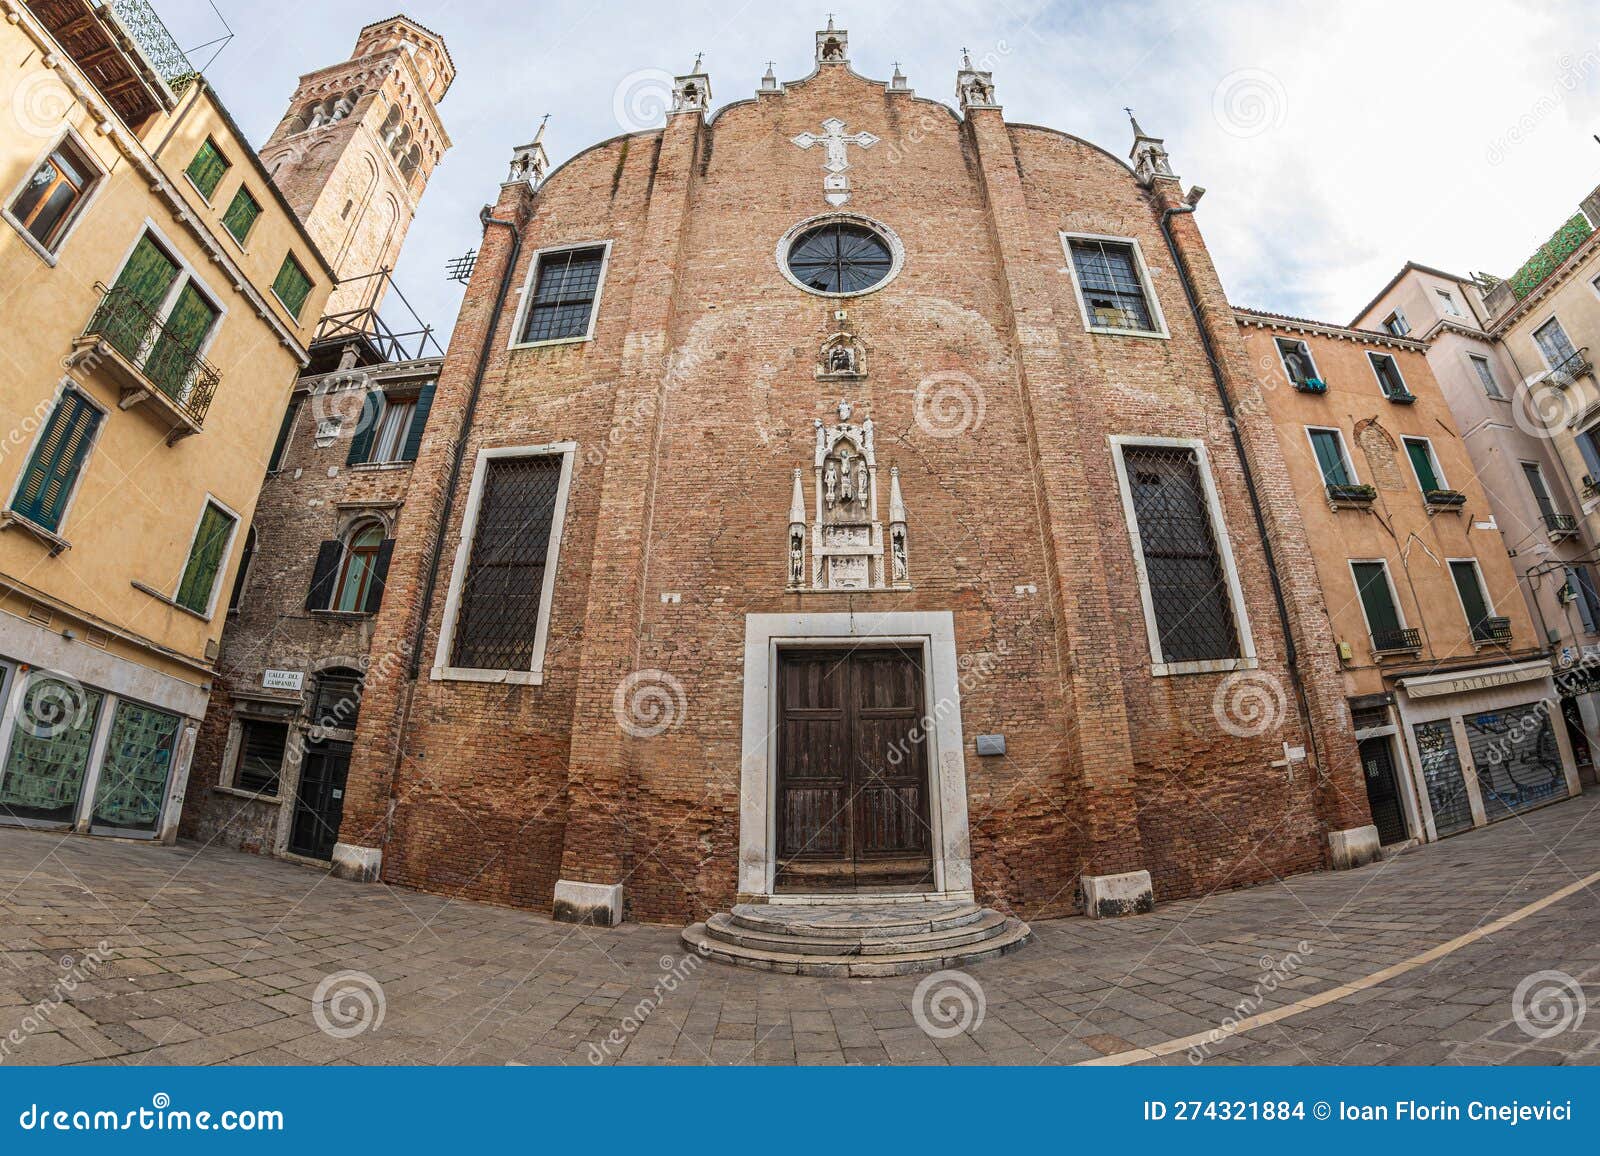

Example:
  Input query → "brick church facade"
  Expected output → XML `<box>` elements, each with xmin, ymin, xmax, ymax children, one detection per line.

<box><xmin>188</xmin><ymin>22</ymin><xmax>1382</xmax><ymax>931</ymax></box>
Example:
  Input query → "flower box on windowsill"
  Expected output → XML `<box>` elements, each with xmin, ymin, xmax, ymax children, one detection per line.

<box><xmin>1424</xmin><ymin>489</ymin><xmax>1467</xmax><ymax>510</ymax></box>
<box><xmin>1293</xmin><ymin>378</ymin><xmax>1328</xmax><ymax>394</ymax></box>
<box><xmin>1384</xmin><ymin>391</ymin><xmax>1418</xmax><ymax>405</ymax></box>
<box><xmin>1326</xmin><ymin>482</ymin><xmax>1376</xmax><ymax>509</ymax></box>
<box><xmin>1472</xmin><ymin>617</ymin><xmax>1513</xmax><ymax>646</ymax></box>
<box><xmin>1371</xmin><ymin>627</ymin><xmax>1423</xmax><ymax>656</ymax></box>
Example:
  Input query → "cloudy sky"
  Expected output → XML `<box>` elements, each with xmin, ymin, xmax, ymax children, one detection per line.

<box><xmin>156</xmin><ymin>0</ymin><xmax>1600</xmax><ymax>341</ymax></box>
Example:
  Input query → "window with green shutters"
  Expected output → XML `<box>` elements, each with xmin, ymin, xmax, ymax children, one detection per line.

<box><xmin>221</xmin><ymin>186</ymin><xmax>261</xmax><ymax>244</ymax></box>
<box><xmin>1353</xmin><ymin>561</ymin><xmax>1403</xmax><ymax>638</ymax></box>
<box><xmin>1307</xmin><ymin>428</ymin><xmax>1352</xmax><ymax>486</ymax></box>
<box><xmin>175</xmin><ymin>500</ymin><xmax>237</xmax><ymax>614</ymax></box>
<box><xmin>1449</xmin><ymin>560</ymin><xmax>1492</xmax><ymax>635</ymax></box>
<box><xmin>185</xmin><ymin>137</ymin><xmax>230</xmax><ymax>201</ymax></box>
<box><xmin>272</xmin><ymin>255</ymin><xmax>312</xmax><ymax>318</ymax></box>
<box><xmin>1403</xmin><ymin>438</ymin><xmax>1442</xmax><ymax>492</ymax></box>
<box><xmin>11</xmin><ymin>387</ymin><xmax>103</xmax><ymax>533</ymax></box>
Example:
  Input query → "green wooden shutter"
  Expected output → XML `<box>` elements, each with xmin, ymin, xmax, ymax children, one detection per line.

<box><xmin>13</xmin><ymin>389</ymin><xmax>101</xmax><ymax>532</ymax></box>
<box><xmin>1450</xmin><ymin>561</ymin><xmax>1489</xmax><ymax>630</ymax></box>
<box><xmin>272</xmin><ymin>255</ymin><xmax>312</xmax><ymax>318</ymax></box>
<box><xmin>1406</xmin><ymin>441</ymin><xmax>1440</xmax><ymax>492</ymax></box>
<box><xmin>267</xmin><ymin>397</ymin><xmax>300</xmax><ymax>472</ymax></box>
<box><xmin>399</xmin><ymin>382</ymin><xmax>434</xmax><ymax>462</ymax></box>
<box><xmin>346</xmin><ymin>392</ymin><xmax>380</xmax><ymax>465</ymax></box>
<box><xmin>305</xmin><ymin>540</ymin><xmax>343</xmax><ymax>610</ymax></box>
<box><xmin>1309</xmin><ymin>430</ymin><xmax>1350</xmax><ymax>485</ymax></box>
<box><xmin>221</xmin><ymin>187</ymin><xmax>261</xmax><ymax>243</ymax></box>
<box><xmin>144</xmin><ymin>282</ymin><xmax>218</xmax><ymax>400</ymax></box>
<box><xmin>1353</xmin><ymin>563</ymin><xmax>1401</xmax><ymax>635</ymax></box>
<box><xmin>175</xmin><ymin>502</ymin><xmax>235</xmax><ymax>613</ymax></box>
<box><xmin>364</xmin><ymin>538</ymin><xmax>396</xmax><ymax>614</ymax></box>
<box><xmin>104</xmin><ymin>234</ymin><xmax>179</xmax><ymax>359</ymax></box>
<box><xmin>185</xmin><ymin>138</ymin><xmax>228</xmax><ymax>199</ymax></box>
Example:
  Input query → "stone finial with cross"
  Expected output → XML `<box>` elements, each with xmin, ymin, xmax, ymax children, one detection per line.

<box><xmin>791</xmin><ymin>117</ymin><xmax>878</xmax><ymax>206</ymax></box>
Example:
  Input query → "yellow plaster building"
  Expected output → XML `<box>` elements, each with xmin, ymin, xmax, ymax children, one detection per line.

<box><xmin>0</xmin><ymin>0</ymin><xmax>333</xmax><ymax>841</ymax></box>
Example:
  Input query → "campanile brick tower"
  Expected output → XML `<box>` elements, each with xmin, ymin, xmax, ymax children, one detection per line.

<box><xmin>260</xmin><ymin>16</ymin><xmax>453</xmax><ymax>315</ymax></box>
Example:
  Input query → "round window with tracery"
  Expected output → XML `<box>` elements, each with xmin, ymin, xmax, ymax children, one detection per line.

<box><xmin>779</xmin><ymin>216</ymin><xmax>901</xmax><ymax>297</ymax></box>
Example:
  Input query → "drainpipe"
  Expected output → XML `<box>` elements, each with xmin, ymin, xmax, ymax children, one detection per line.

<box><xmin>1157</xmin><ymin>204</ymin><xmax>1322</xmax><ymax>765</ymax></box>
<box><xmin>407</xmin><ymin>205</ymin><xmax>523</xmax><ymax>678</ymax></box>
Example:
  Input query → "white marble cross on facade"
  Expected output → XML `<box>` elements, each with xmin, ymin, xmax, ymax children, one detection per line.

<box><xmin>791</xmin><ymin>117</ymin><xmax>878</xmax><ymax>206</ymax></box>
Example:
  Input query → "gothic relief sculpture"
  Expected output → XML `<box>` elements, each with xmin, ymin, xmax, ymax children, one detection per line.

<box><xmin>817</xmin><ymin>332</ymin><xmax>867</xmax><ymax>379</ymax></box>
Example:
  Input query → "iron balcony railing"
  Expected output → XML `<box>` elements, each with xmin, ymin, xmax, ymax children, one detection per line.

<box><xmin>1545</xmin><ymin>511</ymin><xmax>1579</xmax><ymax>537</ymax></box>
<box><xmin>82</xmin><ymin>284</ymin><xmax>219</xmax><ymax>427</ymax></box>
<box><xmin>1547</xmin><ymin>347</ymin><xmax>1593</xmax><ymax>389</ymax></box>
<box><xmin>1371</xmin><ymin>627</ymin><xmax>1423</xmax><ymax>654</ymax></box>
<box><xmin>1472</xmin><ymin>617</ymin><xmax>1513</xmax><ymax>645</ymax></box>
<box><xmin>102</xmin><ymin>0</ymin><xmax>197</xmax><ymax>90</ymax></box>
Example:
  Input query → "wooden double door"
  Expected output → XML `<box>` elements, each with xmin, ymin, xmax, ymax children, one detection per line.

<box><xmin>775</xmin><ymin>648</ymin><xmax>933</xmax><ymax>891</ymax></box>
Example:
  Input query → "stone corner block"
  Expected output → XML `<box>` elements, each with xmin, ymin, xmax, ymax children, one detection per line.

<box><xmin>1327</xmin><ymin>824</ymin><xmax>1382</xmax><ymax>870</ymax></box>
<box><xmin>553</xmin><ymin>880</ymin><xmax>624</xmax><ymax>927</ymax></box>
<box><xmin>1081</xmin><ymin>869</ymin><xmax>1154</xmax><ymax>919</ymax></box>
<box><xmin>329</xmin><ymin>842</ymin><xmax>383</xmax><ymax>882</ymax></box>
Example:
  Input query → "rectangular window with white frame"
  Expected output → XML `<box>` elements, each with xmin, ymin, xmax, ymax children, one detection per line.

<box><xmin>4</xmin><ymin>380</ymin><xmax>107</xmax><ymax>541</ymax></box>
<box><xmin>1381</xmin><ymin>309</ymin><xmax>1409</xmax><ymax>337</ymax></box>
<box><xmin>510</xmin><ymin>242</ymin><xmax>611</xmax><ymax>348</ymax></box>
<box><xmin>1468</xmin><ymin>353</ymin><xmax>1503</xmax><ymax>399</ymax></box>
<box><xmin>1435</xmin><ymin>289</ymin><xmax>1462</xmax><ymax>317</ymax></box>
<box><xmin>4</xmin><ymin>129</ymin><xmax>105</xmax><ymax>263</ymax></box>
<box><xmin>1369</xmin><ymin>352</ymin><xmax>1413</xmax><ymax>401</ymax></box>
<box><xmin>1061</xmin><ymin>234</ymin><xmax>1169</xmax><ymax>338</ymax></box>
<box><xmin>1402</xmin><ymin>436</ymin><xmax>1447</xmax><ymax>494</ymax></box>
<box><xmin>170</xmin><ymin>497</ymin><xmax>239</xmax><ymax>618</ymax></box>
<box><xmin>1109</xmin><ymin>436</ymin><xmax>1255</xmax><ymax>675</ymax></box>
<box><xmin>1447</xmin><ymin>558</ymin><xmax>1502</xmax><ymax>644</ymax></box>
<box><xmin>1305</xmin><ymin>426</ymin><xmax>1357</xmax><ymax>486</ymax></box>
<box><xmin>432</xmin><ymin>443</ymin><xmax>576</xmax><ymax>683</ymax></box>
<box><xmin>226</xmin><ymin>717</ymin><xmax>287</xmax><ymax>796</ymax></box>
<box><xmin>1276</xmin><ymin>337</ymin><xmax>1321</xmax><ymax>387</ymax></box>
<box><xmin>1350</xmin><ymin>559</ymin><xmax>1416</xmax><ymax>654</ymax></box>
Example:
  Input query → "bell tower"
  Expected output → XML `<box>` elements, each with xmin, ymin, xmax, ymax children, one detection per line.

<box><xmin>261</xmin><ymin>15</ymin><xmax>453</xmax><ymax>317</ymax></box>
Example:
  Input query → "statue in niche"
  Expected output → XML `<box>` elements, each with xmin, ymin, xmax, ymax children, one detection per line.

<box><xmin>789</xmin><ymin>527</ymin><xmax>805</xmax><ymax>585</ymax></box>
<box><xmin>830</xmin><ymin>345</ymin><xmax>855</xmax><ymax>373</ymax></box>
<box><xmin>838</xmin><ymin>449</ymin><xmax>855</xmax><ymax>504</ymax></box>
<box><xmin>891</xmin><ymin>526</ymin><xmax>908</xmax><ymax>582</ymax></box>
<box><xmin>824</xmin><ymin>460</ymin><xmax>838</xmax><ymax>508</ymax></box>
<box><xmin>821</xmin><ymin>37</ymin><xmax>845</xmax><ymax>61</ymax></box>
<box><xmin>963</xmin><ymin>76</ymin><xmax>994</xmax><ymax>105</ymax></box>
<box><xmin>855</xmin><ymin>460</ymin><xmax>868</xmax><ymax>507</ymax></box>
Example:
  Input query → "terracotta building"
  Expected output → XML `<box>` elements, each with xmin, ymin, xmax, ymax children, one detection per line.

<box><xmin>0</xmin><ymin>0</ymin><xmax>332</xmax><ymax>843</ymax></box>
<box><xmin>230</xmin><ymin>23</ymin><xmax>1392</xmax><ymax>964</ymax></box>
<box><xmin>1236</xmin><ymin>308</ymin><xmax>1581</xmax><ymax>848</ymax></box>
<box><xmin>1353</xmin><ymin>262</ymin><xmax>1600</xmax><ymax>785</ymax></box>
<box><xmin>179</xmin><ymin>16</ymin><xmax>451</xmax><ymax>862</ymax></box>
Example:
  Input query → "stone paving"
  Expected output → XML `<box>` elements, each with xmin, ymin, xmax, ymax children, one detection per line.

<box><xmin>0</xmin><ymin>794</ymin><xmax>1597</xmax><ymax>1066</ymax></box>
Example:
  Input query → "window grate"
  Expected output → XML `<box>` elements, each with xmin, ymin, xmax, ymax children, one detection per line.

<box><xmin>450</xmin><ymin>455</ymin><xmax>563</xmax><ymax>671</ymax></box>
<box><xmin>1123</xmin><ymin>446</ymin><xmax>1240</xmax><ymax>663</ymax></box>
<box><xmin>522</xmin><ymin>247</ymin><xmax>604</xmax><ymax>342</ymax></box>
<box><xmin>311</xmin><ymin>669</ymin><xmax>364</xmax><ymax>730</ymax></box>
<box><xmin>1070</xmin><ymin>239</ymin><xmax>1155</xmax><ymax>331</ymax></box>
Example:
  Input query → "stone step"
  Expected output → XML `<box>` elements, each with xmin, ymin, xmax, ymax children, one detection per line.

<box><xmin>726</xmin><ymin>900</ymin><xmax>985</xmax><ymax>940</ymax></box>
<box><xmin>682</xmin><ymin>916</ymin><xmax>1031</xmax><ymax>977</ymax></box>
<box><xmin>703</xmin><ymin>908</ymin><xmax>1013</xmax><ymax>957</ymax></box>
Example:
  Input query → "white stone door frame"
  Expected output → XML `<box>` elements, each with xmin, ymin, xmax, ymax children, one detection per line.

<box><xmin>738</xmin><ymin>611</ymin><xmax>974</xmax><ymax>902</ymax></box>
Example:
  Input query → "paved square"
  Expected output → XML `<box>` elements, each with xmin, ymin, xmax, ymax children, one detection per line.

<box><xmin>1</xmin><ymin>796</ymin><xmax>1596</xmax><ymax>1066</ymax></box>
